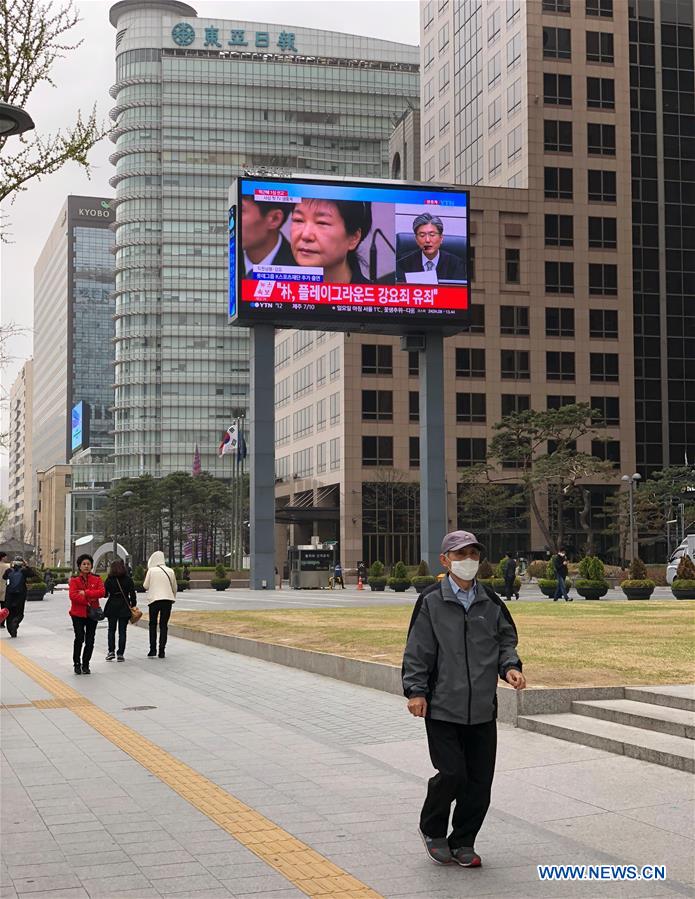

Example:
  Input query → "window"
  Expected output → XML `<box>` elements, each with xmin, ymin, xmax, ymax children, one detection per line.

<box><xmin>587</xmin><ymin>76</ymin><xmax>615</xmax><ymax>108</ymax></box>
<box><xmin>588</xmin><ymin>169</ymin><xmax>616</xmax><ymax>202</ymax></box>
<box><xmin>408</xmin><ymin>351</ymin><xmax>419</xmax><ymax>376</ymax></box>
<box><xmin>317</xmin><ymin>442</ymin><xmax>327</xmax><ymax>473</ymax></box>
<box><xmin>457</xmin><ymin>438</ymin><xmax>487</xmax><ymax>467</ymax></box>
<box><xmin>589</xmin><ymin>308</ymin><xmax>618</xmax><ymax>338</ymax></box>
<box><xmin>424</xmin><ymin>0</ymin><xmax>434</xmax><ymax>27</ymax></box>
<box><xmin>586</xmin><ymin>31</ymin><xmax>614</xmax><ymax>62</ymax></box>
<box><xmin>501</xmin><ymin>394</ymin><xmax>530</xmax><ymax>416</ymax></box>
<box><xmin>545</xmin><ymin>214</ymin><xmax>573</xmax><ymax>246</ymax></box>
<box><xmin>292</xmin><ymin>448</ymin><xmax>313</xmax><ymax>478</ymax></box>
<box><xmin>275</xmin><ymin>376</ymin><xmax>290</xmax><ymax>407</ymax></box>
<box><xmin>587</xmin><ymin>123</ymin><xmax>615</xmax><ymax>155</ymax></box>
<box><xmin>276</xmin><ymin>455</ymin><xmax>290</xmax><ymax>480</ymax></box>
<box><xmin>438</xmin><ymin>62</ymin><xmax>450</xmax><ymax>93</ymax></box>
<box><xmin>591</xmin><ymin>396</ymin><xmax>620</xmax><ymax>426</ymax></box>
<box><xmin>438</xmin><ymin>21</ymin><xmax>449</xmax><ymax>51</ymax></box>
<box><xmin>316</xmin><ymin>354</ymin><xmax>326</xmax><ymax>385</ymax></box>
<box><xmin>424</xmin><ymin>78</ymin><xmax>434</xmax><ymax>107</ymax></box>
<box><xmin>361</xmin><ymin>344</ymin><xmax>392</xmax><ymax>375</ymax></box>
<box><xmin>589</xmin><ymin>263</ymin><xmax>618</xmax><ymax>294</ymax></box>
<box><xmin>292</xmin><ymin>330</ymin><xmax>313</xmax><ymax>357</ymax></box>
<box><xmin>409</xmin><ymin>436</ymin><xmax>420</xmax><ymax>469</ymax></box>
<box><xmin>456</xmin><ymin>392</ymin><xmax>487</xmax><ymax>423</ymax></box>
<box><xmin>424</xmin><ymin>39</ymin><xmax>434</xmax><ymax>68</ymax></box>
<box><xmin>507</xmin><ymin>34</ymin><xmax>522</xmax><ymax>68</ymax></box>
<box><xmin>329</xmin><ymin>391</ymin><xmax>340</xmax><ymax>424</ymax></box>
<box><xmin>293</xmin><ymin>405</ymin><xmax>313</xmax><ymax>439</ymax></box>
<box><xmin>424</xmin><ymin>118</ymin><xmax>434</xmax><ymax>146</ymax></box>
<box><xmin>469</xmin><ymin>303</ymin><xmax>485</xmax><ymax>334</ymax></box>
<box><xmin>588</xmin><ymin>216</ymin><xmax>617</xmax><ymax>248</ymax></box>
<box><xmin>544</xmin><ymin>73</ymin><xmax>572</xmax><ymax>106</ymax></box>
<box><xmin>500</xmin><ymin>305</ymin><xmax>529</xmax><ymax>335</ymax></box>
<box><xmin>409</xmin><ymin>391</ymin><xmax>419</xmax><ymax>422</ymax></box>
<box><xmin>586</xmin><ymin>0</ymin><xmax>613</xmax><ymax>16</ymax></box>
<box><xmin>545</xmin><ymin>261</ymin><xmax>574</xmax><ymax>293</ymax></box>
<box><xmin>547</xmin><ymin>394</ymin><xmax>575</xmax><ymax>409</ymax></box>
<box><xmin>544</xmin><ymin>120</ymin><xmax>573</xmax><ymax>152</ymax></box>
<box><xmin>505</xmin><ymin>248</ymin><xmax>521</xmax><ymax>283</ymax></box>
<box><xmin>275</xmin><ymin>415</ymin><xmax>290</xmax><ymax>446</ymax></box>
<box><xmin>544</xmin><ymin>166</ymin><xmax>573</xmax><ymax>199</ymax></box>
<box><xmin>591</xmin><ymin>439</ymin><xmax>620</xmax><ymax>463</ymax></box>
<box><xmin>469</xmin><ymin>246</ymin><xmax>476</xmax><ymax>282</ymax></box>
<box><xmin>362</xmin><ymin>390</ymin><xmax>393</xmax><ymax>421</ymax></box>
<box><xmin>439</xmin><ymin>144</ymin><xmax>450</xmax><ymax>172</ymax></box>
<box><xmin>439</xmin><ymin>103</ymin><xmax>450</xmax><ymax>133</ymax></box>
<box><xmin>456</xmin><ymin>348</ymin><xmax>486</xmax><ymax>378</ymax></box>
<box><xmin>488</xmin><ymin>96</ymin><xmax>502</xmax><ymax>130</ymax></box>
<box><xmin>489</xmin><ymin>141</ymin><xmax>502</xmax><ymax>176</ymax></box>
<box><xmin>488</xmin><ymin>8</ymin><xmax>501</xmax><ymax>43</ymax></box>
<box><xmin>543</xmin><ymin>0</ymin><xmax>570</xmax><ymax>10</ymax></box>
<box><xmin>501</xmin><ymin>350</ymin><xmax>530</xmax><ymax>380</ymax></box>
<box><xmin>316</xmin><ymin>398</ymin><xmax>326</xmax><ymax>430</ymax></box>
<box><xmin>275</xmin><ymin>337</ymin><xmax>290</xmax><ymax>368</ymax></box>
<box><xmin>293</xmin><ymin>363</ymin><xmax>313</xmax><ymax>398</ymax></box>
<box><xmin>488</xmin><ymin>52</ymin><xmax>501</xmax><ymax>87</ymax></box>
<box><xmin>590</xmin><ymin>352</ymin><xmax>619</xmax><ymax>382</ymax></box>
<box><xmin>545</xmin><ymin>307</ymin><xmax>575</xmax><ymax>337</ymax></box>
<box><xmin>329</xmin><ymin>437</ymin><xmax>340</xmax><ymax>471</ymax></box>
<box><xmin>546</xmin><ymin>351</ymin><xmax>575</xmax><ymax>381</ymax></box>
<box><xmin>507</xmin><ymin>0</ymin><xmax>520</xmax><ymax>21</ymax></box>
<box><xmin>507</xmin><ymin>78</ymin><xmax>522</xmax><ymax>114</ymax></box>
<box><xmin>362</xmin><ymin>436</ymin><xmax>393</xmax><ymax>466</ymax></box>
<box><xmin>507</xmin><ymin>126</ymin><xmax>522</xmax><ymax>162</ymax></box>
<box><xmin>543</xmin><ymin>27</ymin><xmax>571</xmax><ymax>59</ymax></box>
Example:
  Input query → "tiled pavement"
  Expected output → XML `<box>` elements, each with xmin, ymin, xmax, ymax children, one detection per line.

<box><xmin>1</xmin><ymin>600</ymin><xmax>694</xmax><ymax>899</ymax></box>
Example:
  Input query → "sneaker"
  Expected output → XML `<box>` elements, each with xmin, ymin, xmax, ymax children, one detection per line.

<box><xmin>418</xmin><ymin>828</ymin><xmax>452</xmax><ymax>866</ymax></box>
<box><xmin>451</xmin><ymin>846</ymin><xmax>481</xmax><ymax>868</ymax></box>
<box><xmin>147</xmin><ymin>650</ymin><xmax>157</xmax><ymax>657</ymax></box>
<box><xmin>158</xmin><ymin>649</ymin><xmax>165</xmax><ymax>659</ymax></box>
<box><xmin>105</xmin><ymin>652</ymin><xmax>116</xmax><ymax>661</ymax></box>
<box><xmin>74</xmin><ymin>664</ymin><xmax>82</xmax><ymax>675</ymax></box>
<box><xmin>81</xmin><ymin>666</ymin><xmax>91</xmax><ymax>675</ymax></box>
<box><xmin>117</xmin><ymin>654</ymin><xmax>124</xmax><ymax>662</ymax></box>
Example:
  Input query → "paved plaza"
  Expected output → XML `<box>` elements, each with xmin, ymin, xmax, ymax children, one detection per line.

<box><xmin>1</xmin><ymin>599</ymin><xmax>693</xmax><ymax>899</ymax></box>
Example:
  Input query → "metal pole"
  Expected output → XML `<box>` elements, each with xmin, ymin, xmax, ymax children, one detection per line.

<box><xmin>628</xmin><ymin>479</ymin><xmax>634</xmax><ymax>562</ymax></box>
<box><xmin>679</xmin><ymin>502</ymin><xmax>685</xmax><ymax>543</ymax></box>
<box><xmin>419</xmin><ymin>332</ymin><xmax>447</xmax><ymax>572</ymax></box>
<box><xmin>249</xmin><ymin>325</ymin><xmax>276</xmax><ymax>589</ymax></box>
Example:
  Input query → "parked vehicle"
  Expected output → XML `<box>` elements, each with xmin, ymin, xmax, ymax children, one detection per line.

<box><xmin>666</xmin><ymin>535</ymin><xmax>695</xmax><ymax>585</ymax></box>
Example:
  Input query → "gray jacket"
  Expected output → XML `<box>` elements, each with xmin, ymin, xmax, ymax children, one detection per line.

<box><xmin>402</xmin><ymin>579</ymin><xmax>522</xmax><ymax>725</ymax></box>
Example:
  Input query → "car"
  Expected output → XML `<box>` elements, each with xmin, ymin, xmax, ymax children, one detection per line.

<box><xmin>666</xmin><ymin>535</ymin><xmax>695</xmax><ymax>585</ymax></box>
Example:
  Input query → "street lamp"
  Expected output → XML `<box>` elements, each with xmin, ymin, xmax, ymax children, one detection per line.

<box><xmin>621</xmin><ymin>473</ymin><xmax>642</xmax><ymax>563</ymax></box>
<box><xmin>0</xmin><ymin>102</ymin><xmax>35</xmax><ymax>137</ymax></box>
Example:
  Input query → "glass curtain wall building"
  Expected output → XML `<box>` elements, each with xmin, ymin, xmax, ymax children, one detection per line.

<box><xmin>108</xmin><ymin>0</ymin><xmax>419</xmax><ymax>479</ymax></box>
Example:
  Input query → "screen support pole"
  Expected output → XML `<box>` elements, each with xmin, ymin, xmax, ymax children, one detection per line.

<box><xmin>250</xmin><ymin>324</ymin><xmax>276</xmax><ymax>589</ymax></box>
<box><xmin>419</xmin><ymin>332</ymin><xmax>447</xmax><ymax>573</ymax></box>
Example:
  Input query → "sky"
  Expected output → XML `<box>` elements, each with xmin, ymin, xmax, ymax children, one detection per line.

<box><xmin>0</xmin><ymin>0</ymin><xmax>420</xmax><ymax>486</ymax></box>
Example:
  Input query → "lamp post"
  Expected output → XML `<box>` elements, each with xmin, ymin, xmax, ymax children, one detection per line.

<box><xmin>621</xmin><ymin>473</ymin><xmax>642</xmax><ymax>563</ymax></box>
<box><xmin>0</xmin><ymin>102</ymin><xmax>35</xmax><ymax>137</ymax></box>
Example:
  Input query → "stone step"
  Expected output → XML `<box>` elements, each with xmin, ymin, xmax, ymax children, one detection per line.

<box><xmin>624</xmin><ymin>685</ymin><xmax>695</xmax><ymax>713</ymax></box>
<box><xmin>518</xmin><ymin>712</ymin><xmax>695</xmax><ymax>773</ymax></box>
<box><xmin>572</xmin><ymin>699</ymin><xmax>695</xmax><ymax>739</ymax></box>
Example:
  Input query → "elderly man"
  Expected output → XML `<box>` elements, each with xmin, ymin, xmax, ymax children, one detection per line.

<box><xmin>396</xmin><ymin>212</ymin><xmax>467</xmax><ymax>282</ymax></box>
<box><xmin>402</xmin><ymin>530</ymin><xmax>526</xmax><ymax>868</ymax></box>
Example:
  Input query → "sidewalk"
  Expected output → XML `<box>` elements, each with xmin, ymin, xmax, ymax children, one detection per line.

<box><xmin>1</xmin><ymin>600</ymin><xmax>693</xmax><ymax>899</ymax></box>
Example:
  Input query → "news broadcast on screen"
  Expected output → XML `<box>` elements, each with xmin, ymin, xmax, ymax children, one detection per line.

<box><xmin>229</xmin><ymin>176</ymin><xmax>470</xmax><ymax>332</ymax></box>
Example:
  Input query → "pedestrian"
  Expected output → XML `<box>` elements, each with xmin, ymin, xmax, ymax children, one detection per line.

<box><xmin>0</xmin><ymin>551</ymin><xmax>10</xmax><ymax>628</ymax></box>
<box><xmin>103</xmin><ymin>559</ymin><xmax>137</xmax><ymax>662</ymax></box>
<box><xmin>333</xmin><ymin>561</ymin><xmax>345</xmax><ymax>589</ymax></box>
<box><xmin>502</xmin><ymin>551</ymin><xmax>518</xmax><ymax>601</ymax></box>
<box><xmin>552</xmin><ymin>549</ymin><xmax>572</xmax><ymax>601</ymax></box>
<box><xmin>402</xmin><ymin>530</ymin><xmax>526</xmax><ymax>868</ymax></box>
<box><xmin>143</xmin><ymin>550</ymin><xmax>176</xmax><ymax>658</ymax></box>
<box><xmin>68</xmin><ymin>554</ymin><xmax>105</xmax><ymax>674</ymax></box>
<box><xmin>2</xmin><ymin>557</ymin><xmax>37</xmax><ymax>638</ymax></box>
<box><xmin>44</xmin><ymin>569</ymin><xmax>55</xmax><ymax>594</ymax></box>
<box><xmin>182</xmin><ymin>563</ymin><xmax>190</xmax><ymax>582</ymax></box>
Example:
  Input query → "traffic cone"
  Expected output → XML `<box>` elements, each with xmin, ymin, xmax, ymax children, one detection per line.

<box><xmin>357</xmin><ymin>576</ymin><xmax>363</xmax><ymax>590</ymax></box>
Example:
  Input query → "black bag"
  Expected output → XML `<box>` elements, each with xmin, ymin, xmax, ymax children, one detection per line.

<box><xmin>5</xmin><ymin>568</ymin><xmax>25</xmax><ymax>594</ymax></box>
<box><xmin>87</xmin><ymin>605</ymin><xmax>104</xmax><ymax>622</ymax></box>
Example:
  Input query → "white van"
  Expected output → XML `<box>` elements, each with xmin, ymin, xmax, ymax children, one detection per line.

<box><xmin>666</xmin><ymin>534</ymin><xmax>695</xmax><ymax>584</ymax></box>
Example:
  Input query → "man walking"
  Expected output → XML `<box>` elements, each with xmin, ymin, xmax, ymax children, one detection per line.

<box><xmin>2</xmin><ymin>558</ymin><xmax>36</xmax><ymax>637</ymax></box>
<box><xmin>553</xmin><ymin>549</ymin><xmax>572</xmax><ymax>601</ymax></box>
<box><xmin>0</xmin><ymin>552</ymin><xmax>9</xmax><ymax>628</ymax></box>
<box><xmin>402</xmin><ymin>531</ymin><xmax>526</xmax><ymax>868</ymax></box>
<box><xmin>503</xmin><ymin>551</ymin><xmax>518</xmax><ymax>601</ymax></box>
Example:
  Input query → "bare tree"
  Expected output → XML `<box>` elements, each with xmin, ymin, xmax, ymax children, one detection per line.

<box><xmin>0</xmin><ymin>0</ymin><xmax>106</xmax><ymax>235</ymax></box>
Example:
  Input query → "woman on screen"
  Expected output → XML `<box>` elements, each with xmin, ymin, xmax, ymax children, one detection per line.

<box><xmin>290</xmin><ymin>198</ymin><xmax>372</xmax><ymax>283</ymax></box>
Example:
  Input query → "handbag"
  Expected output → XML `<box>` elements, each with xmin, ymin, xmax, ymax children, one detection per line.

<box><xmin>116</xmin><ymin>577</ymin><xmax>142</xmax><ymax>624</ymax></box>
<box><xmin>87</xmin><ymin>604</ymin><xmax>104</xmax><ymax>622</ymax></box>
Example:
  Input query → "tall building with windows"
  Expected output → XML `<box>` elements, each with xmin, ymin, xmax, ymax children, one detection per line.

<box><xmin>108</xmin><ymin>0</ymin><xmax>419</xmax><ymax>479</ymax></box>
<box><xmin>31</xmin><ymin>197</ymin><xmax>115</xmax><ymax>507</ymax></box>
<box><xmin>7</xmin><ymin>360</ymin><xmax>34</xmax><ymax>544</ymax></box>
<box><xmin>421</xmin><ymin>0</ymin><xmax>693</xmax><ymax>478</ymax></box>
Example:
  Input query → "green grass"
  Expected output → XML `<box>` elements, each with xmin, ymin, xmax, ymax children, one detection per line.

<box><xmin>170</xmin><ymin>601</ymin><xmax>695</xmax><ymax>687</ymax></box>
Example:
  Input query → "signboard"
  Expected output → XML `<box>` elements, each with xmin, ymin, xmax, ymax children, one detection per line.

<box><xmin>71</xmin><ymin>401</ymin><xmax>90</xmax><ymax>453</ymax></box>
<box><xmin>229</xmin><ymin>175</ymin><xmax>470</xmax><ymax>335</ymax></box>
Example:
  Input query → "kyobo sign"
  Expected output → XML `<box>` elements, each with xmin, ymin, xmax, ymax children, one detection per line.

<box><xmin>172</xmin><ymin>23</ymin><xmax>298</xmax><ymax>53</ymax></box>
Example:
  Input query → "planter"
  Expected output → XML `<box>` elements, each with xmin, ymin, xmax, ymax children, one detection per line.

<box><xmin>538</xmin><ymin>579</ymin><xmax>558</xmax><ymax>598</ymax></box>
<box><xmin>388</xmin><ymin>579</ymin><xmax>412</xmax><ymax>593</ymax></box>
<box><xmin>368</xmin><ymin>578</ymin><xmax>387</xmax><ymax>592</ymax></box>
<box><xmin>26</xmin><ymin>588</ymin><xmax>47</xmax><ymax>602</ymax></box>
<box><xmin>621</xmin><ymin>580</ymin><xmax>655</xmax><ymax>601</ymax></box>
<box><xmin>211</xmin><ymin>580</ymin><xmax>230</xmax><ymax>591</ymax></box>
<box><xmin>411</xmin><ymin>576</ymin><xmax>437</xmax><ymax>593</ymax></box>
<box><xmin>176</xmin><ymin>581</ymin><xmax>189</xmax><ymax>591</ymax></box>
<box><xmin>576</xmin><ymin>579</ymin><xmax>609</xmax><ymax>600</ymax></box>
<box><xmin>671</xmin><ymin>580</ymin><xmax>695</xmax><ymax>600</ymax></box>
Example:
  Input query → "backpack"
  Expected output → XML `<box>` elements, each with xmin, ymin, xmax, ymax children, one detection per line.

<box><xmin>5</xmin><ymin>568</ymin><xmax>25</xmax><ymax>594</ymax></box>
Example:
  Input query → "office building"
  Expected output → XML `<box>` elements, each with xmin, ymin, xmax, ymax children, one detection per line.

<box><xmin>31</xmin><ymin>196</ymin><xmax>116</xmax><ymax>501</ymax></box>
<box><xmin>7</xmin><ymin>360</ymin><xmax>34</xmax><ymax>544</ymax></box>
<box><xmin>421</xmin><ymin>0</ymin><xmax>694</xmax><ymax>475</ymax></box>
<box><xmin>108</xmin><ymin>0</ymin><xmax>419</xmax><ymax>479</ymax></box>
<box><xmin>390</xmin><ymin>107</ymin><xmax>422</xmax><ymax>180</ymax></box>
<box><xmin>35</xmin><ymin>465</ymin><xmax>72</xmax><ymax>566</ymax></box>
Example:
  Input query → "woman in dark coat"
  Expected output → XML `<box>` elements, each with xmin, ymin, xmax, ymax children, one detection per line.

<box><xmin>103</xmin><ymin>559</ymin><xmax>137</xmax><ymax>661</ymax></box>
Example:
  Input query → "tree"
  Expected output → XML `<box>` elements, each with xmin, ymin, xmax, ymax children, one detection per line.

<box><xmin>0</xmin><ymin>0</ymin><xmax>106</xmax><ymax>234</ymax></box>
<box><xmin>457</xmin><ymin>465</ymin><xmax>527</xmax><ymax>555</ymax></box>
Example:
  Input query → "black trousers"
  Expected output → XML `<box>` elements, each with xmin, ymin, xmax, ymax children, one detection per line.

<box><xmin>107</xmin><ymin>616</ymin><xmax>128</xmax><ymax>655</ymax></box>
<box><xmin>148</xmin><ymin>600</ymin><xmax>173</xmax><ymax>651</ymax></box>
<box><xmin>504</xmin><ymin>577</ymin><xmax>516</xmax><ymax>600</ymax></box>
<box><xmin>71</xmin><ymin>616</ymin><xmax>97</xmax><ymax>665</ymax></box>
<box><xmin>420</xmin><ymin>717</ymin><xmax>497</xmax><ymax>850</ymax></box>
<box><xmin>5</xmin><ymin>596</ymin><xmax>26</xmax><ymax>636</ymax></box>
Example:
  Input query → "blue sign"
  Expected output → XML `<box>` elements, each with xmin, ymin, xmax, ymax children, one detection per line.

<box><xmin>228</xmin><ymin>206</ymin><xmax>236</xmax><ymax>319</ymax></box>
<box><xmin>172</xmin><ymin>23</ymin><xmax>297</xmax><ymax>52</ymax></box>
<box><xmin>71</xmin><ymin>401</ymin><xmax>89</xmax><ymax>453</ymax></box>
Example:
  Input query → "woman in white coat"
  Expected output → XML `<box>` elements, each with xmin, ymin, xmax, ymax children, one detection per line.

<box><xmin>143</xmin><ymin>550</ymin><xmax>177</xmax><ymax>658</ymax></box>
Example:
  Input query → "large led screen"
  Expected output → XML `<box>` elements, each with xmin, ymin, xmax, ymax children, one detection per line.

<box><xmin>71</xmin><ymin>401</ymin><xmax>90</xmax><ymax>453</ymax></box>
<box><xmin>229</xmin><ymin>176</ymin><xmax>470</xmax><ymax>334</ymax></box>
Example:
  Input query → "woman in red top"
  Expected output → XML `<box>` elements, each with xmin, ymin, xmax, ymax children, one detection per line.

<box><xmin>68</xmin><ymin>554</ymin><xmax>105</xmax><ymax>675</ymax></box>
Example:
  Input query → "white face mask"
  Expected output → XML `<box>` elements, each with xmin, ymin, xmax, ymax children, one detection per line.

<box><xmin>448</xmin><ymin>557</ymin><xmax>480</xmax><ymax>581</ymax></box>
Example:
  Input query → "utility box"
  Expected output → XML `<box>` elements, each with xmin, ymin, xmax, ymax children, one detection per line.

<box><xmin>288</xmin><ymin>546</ymin><xmax>334</xmax><ymax>589</ymax></box>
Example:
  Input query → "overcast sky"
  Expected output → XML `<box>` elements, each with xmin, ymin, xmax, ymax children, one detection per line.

<box><xmin>0</xmin><ymin>0</ymin><xmax>420</xmax><ymax>404</ymax></box>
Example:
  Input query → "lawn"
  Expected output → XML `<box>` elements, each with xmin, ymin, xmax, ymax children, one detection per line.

<box><xmin>169</xmin><ymin>602</ymin><xmax>695</xmax><ymax>687</ymax></box>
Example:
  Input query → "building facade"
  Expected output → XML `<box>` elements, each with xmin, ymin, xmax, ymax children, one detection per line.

<box><xmin>389</xmin><ymin>107</ymin><xmax>422</xmax><ymax>180</ymax></box>
<box><xmin>7</xmin><ymin>360</ymin><xmax>34</xmax><ymax>544</ymax></box>
<box><xmin>421</xmin><ymin>0</ymin><xmax>694</xmax><ymax>480</ymax></box>
<box><xmin>108</xmin><ymin>0</ymin><xmax>419</xmax><ymax>479</ymax></box>
<box><xmin>274</xmin><ymin>184</ymin><xmax>636</xmax><ymax>569</ymax></box>
<box><xmin>31</xmin><ymin>196</ymin><xmax>116</xmax><ymax>503</ymax></box>
<box><xmin>35</xmin><ymin>465</ymin><xmax>72</xmax><ymax>567</ymax></box>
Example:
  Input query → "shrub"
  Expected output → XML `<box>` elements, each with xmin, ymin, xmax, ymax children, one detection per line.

<box><xmin>628</xmin><ymin>557</ymin><xmax>648</xmax><ymax>580</ymax></box>
<box><xmin>675</xmin><ymin>554</ymin><xmax>695</xmax><ymax>580</ymax></box>
<box><xmin>391</xmin><ymin>561</ymin><xmax>409</xmax><ymax>580</ymax></box>
<box><xmin>578</xmin><ymin>556</ymin><xmax>605</xmax><ymax>580</ymax></box>
<box><xmin>369</xmin><ymin>560</ymin><xmax>385</xmax><ymax>577</ymax></box>
<box><xmin>133</xmin><ymin>564</ymin><xmax>145</xmax><ymax>582</ymax></box>
<box><xmin>478</xmin><ymin>559</ymin><xmax>494</xmax><ymax>580</ymax></box>
<box><xmin>211</xmin><ymin>563</ymin><xmax>231</xmax><ymax>590</ymax></box>
<box><xmin>415</xmin><ymin>559</ymin><xmax>430</xmax><ymax>577</ymax></box>
<box><xmin>546</xmin><ymin>559</ymin><xmax>557</xmax><ymax>579</ymax></box>
<box><xmin>527</xmin><ymin>560</ymin><xmax>547</xmax><ymax>580</ymax></box>
<box><xmin>214</xmin><ymin>563</ymin><xmax>226</xmax><ymax>579</ymax></box>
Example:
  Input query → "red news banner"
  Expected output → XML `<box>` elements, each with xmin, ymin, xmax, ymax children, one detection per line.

<box><xmin>240</xmin><ymin>279</ymin><xmax>469</xmax><ymax>311</ymax></box>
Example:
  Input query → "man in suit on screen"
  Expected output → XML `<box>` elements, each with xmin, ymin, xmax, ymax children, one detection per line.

<box><xmin>396</xmin><ymin>212</ymin><xmax>466</xmax><ymax>283</ymax></box>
